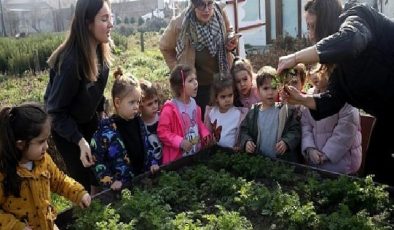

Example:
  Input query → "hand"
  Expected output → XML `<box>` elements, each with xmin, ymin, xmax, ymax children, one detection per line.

<box><xmin>245</xmin><ymin>140</ymin><xmax>256</xmax><ymax>154</ymax></box>
<box><xmin>226</xmin><ymin>36</ymin><xmax>238</xmax><ymax>51</ymax></box>
<box><xmin>203</xmin><ymin>134</ymin><xmax>216</xmax><ymax>147</ymax></box>
<box><xmin>110</xmin><ymin>180</ymin><xmax>123</xmax><ymax>191</ymax></box>
<box><xmin>277</xmin><ymin>53</ymin><xmax>296</xmax><ymax>74</ymax></box>
<box><xmin>79</xmin><ymin>138</ymin><xmax>95</xmax><ymax>167</ymax></box>
<box><xmin>79</xmin><ymin>193</ymin><xmax>91</xmax><ymax>208</ymax></box>
<box><xmin>23</xmin><ymin>226</ymin><xmax>32</xmax><ymax>230</ymax></box>
<box><xmin>233</xmin><ymin>146</ymin><xmax>241</xmax><ymax>152</ymax></box>
<box><xmin>181</xmin><ymin>139</ymin><xmax>193</xmax><ymax>152</ymax></box>
<box><xmin>275</xmin><ymin>140</ymin><xmax>287</xmax><ymax>155</ymax></box>
<box><xmin>307</xmin><ymin>148</ymin><xmax>326</xmax><ymax>165</ymax></box>
<box><xmin>280</xmin><ymin>85</ymin><xmax>304</xmax><ymax>105</ymax></box>
<box><xmin>150</xmin><ymin>164</ymin><xmax>160</xmax><ymax>174</ymax></box>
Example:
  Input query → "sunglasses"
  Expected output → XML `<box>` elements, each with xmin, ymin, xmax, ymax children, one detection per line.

<box><xmin>195</xmin><ymin>1</ymin><xmax>214</xmax><ymax>11</ymax></box>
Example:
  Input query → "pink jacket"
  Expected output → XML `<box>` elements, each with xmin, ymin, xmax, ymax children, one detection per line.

<box><xmin>157</xmin><ymin>100</ymin><xmax>210</xmax><ymax>164</ymax></box>
<box><xmin>301</xmin><ymin>103</ymin><xmax>362</xmax><ymax>174</ymax></box>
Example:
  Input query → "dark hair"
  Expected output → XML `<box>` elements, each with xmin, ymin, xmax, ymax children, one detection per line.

<box><xmin>0</xmin><ymin>103</ymin><xmax>49</xmax><ymax>197</ymax></box>
<box><xmin>170</xmin><ymin>64</ymin><xmax>194</xmax><ymax>97</ymax></box>
<box><xmin>304</xmin><ymin>0</ymin><xmax>343</xmax><ymax>42</ymax></box>
<box><xmin>209</xmin><ymin>73</ymin><xmax>234</xmax><ymax>106</ymax></box>
<box><xmin>111</xmin><ymin>71</ymin><xmax>140</xmax><ymax>105</ymax></box>
<box><xmin>140</xmin><ymin>79</ymin><xmax>158</xmax><ymax>101</ymax></box>
<box><xmin>48</xmin><ymin>0</ymin><xmax>112</xmax><ymax>81</ymax></box>
<box><xmin>256</xmin><ymin>66</ymin><xmax>277</xmax><ymax>87</ymax></box>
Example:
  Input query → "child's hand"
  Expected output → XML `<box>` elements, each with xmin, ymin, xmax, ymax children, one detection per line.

<box><xmin>233</xmin><ymin>146</ymin><xmax>241</xmax><ymax>152</ymax></box>
<box><xmin>79</xmin><ymin>193</ymin><xmax>91</xmax><ymax>208</ymax></box>
<box><xmin>150</xmin><ymin>164</ymin><xmax>160</xmax><ymax>174</ymax></box>
<box><xmin>203</xmin><ymin>134</ymin><xmax>216</xmax><ymax>148</ymax></box>
<box><xmin>181</xmin><ymin>139</ymin><xmax>193</xmax><ymax>152</ymax></box>
<box><xmin>110</xmin><ymin>180</ymin><xmax>123</xmax><ymax>191</ymax></box>
<box><xmin>275</xmin><ymin>140</ymin><xmax>288</xmax><ymax>155</ymax></box>
<box><xmin>245</xmin><ymin>141</ymin><xmax>256</xmax><ymax>153</ymax></box>
<box><xmin>307</xmin><ymin>148</ymin><xmax>324</xmax><ymax>165</ymax></box>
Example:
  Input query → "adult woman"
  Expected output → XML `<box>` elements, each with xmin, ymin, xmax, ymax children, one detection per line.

<box><xmin>277</xmin><ymin>0</ymin><xmax>394</xmax><ymax>185</ymax></box>
<box><xmin>44</xmin><ymin>0</ymin><xmax>113</xmax><ymax>191</ymax></box>
<box><xmin>159</xmin><ymin>0</ymin><xmax>238</xmax><ymax>114</ymax></box>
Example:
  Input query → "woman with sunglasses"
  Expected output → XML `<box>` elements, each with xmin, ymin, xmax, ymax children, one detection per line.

<box><xmin>160</xmin><ymin>0</ymin><xmax>238</xmax><ymax>115</ymax></box>
<box><xmin>277</xmin><ymin>0</ymin><xmax>394</xmax><ymax>186</ymax></box>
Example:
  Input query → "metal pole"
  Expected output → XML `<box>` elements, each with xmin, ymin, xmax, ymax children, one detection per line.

<box><xmin>0</xmin><ymin>0</ymin><xmax>7</xmax><ymax>36</ymax></box>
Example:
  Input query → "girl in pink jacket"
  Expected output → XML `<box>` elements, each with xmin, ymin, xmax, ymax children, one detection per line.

<box><xmin>158</xmin><ymin>64</ymin><xmax>212</xmax><ymax>164</ymax></box>
<box><xmin>301</xmin><ymin>66</ymin><xmax>362</xmax><ymax>174</ymax></box>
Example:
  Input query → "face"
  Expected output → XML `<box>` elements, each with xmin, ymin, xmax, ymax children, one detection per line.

<box><xmin>194</xmin><ymin>0</ymin><xmax>214</xmax><ymax>24</ymax></box>
<box><xmin>18</xmin><ymin>119</ymin><xmax>50</xmax><ymax>164</ymax></box>
<box><xmin>305</xmin><ymin>11</ymin><xmax>317</xmax><ymax>43</ymax></box>
<box><xmin>285</xmin><ymin>74</ymin><xmax>303</xmax><ymax>91</ymax></box>
<box><xmin>258</xmin><ymin>79</ymin><xmax>277</xmax><ymax>107</ymax></box>
<box><xmin>89</xmin><ymin>2</ymin><xmax>113</xmax><ymax>45</ymax></box>
<box><xmin>115</xmin><ymin>89</ymin><xmax>141</xmax><ymax>120</ymax></box>
<box><xmin>216</xmin><ymin>87</ymin><xmax>234</xmax><ymax>113</ymax></box>
<box><xmin>140</xmin><ymin>95</ymin><xmax>159</xmax><ymax>119</ymax></box>
<box><xmin>308</xmin><ymin>72</ymin><xmax>319</xmax><ymax>88</ymax></box>
<box><xmin>234</xmin><ymin>70</ymin><xmax>253</xmax><ymax>97</ymax></box>
<box><xmin>182</xmin><ymin>73</ymin><xmax>198</xmax><ymax>99</ymax></box>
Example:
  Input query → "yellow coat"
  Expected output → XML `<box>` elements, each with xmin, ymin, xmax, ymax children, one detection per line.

<box><xmin>0</xmin><ymin>153</ymin><xmax>87</xmax><ymax>230</ymax></box>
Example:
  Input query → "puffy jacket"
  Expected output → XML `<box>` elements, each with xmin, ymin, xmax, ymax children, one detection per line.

<box><xmin>301</xmin><ymin>103</ymin><xmax>362</xmax><ymax>174</ymax></box>
<box><xmin>0</xmin><ymin>153</ymin><xmax>86</xmax><ymax>230</ymax></box>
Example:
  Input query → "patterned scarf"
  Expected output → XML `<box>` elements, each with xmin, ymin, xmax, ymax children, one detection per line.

<box><xmin>176</xmin><ymin>3</ymin><xmax>229</xmax><ymax>74</ymax></box>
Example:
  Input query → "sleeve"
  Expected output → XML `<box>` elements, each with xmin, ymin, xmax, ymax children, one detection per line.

<box><xmin>321</xmin><ymin>104</ymin><xmax>360</xmax><ymax>163</ymax></box>
<box><xmin>157</xmin><ymin>105</ymin><xmax>184</xmax><ymax>149</ymax></box>
<box><xmin>47</xmin><ymin>154</ymin><xmax>87</xmax><ymax>204</ymax></box>
<box><xmin>239</xmin><ymin>109</ymin><xmax>255</xmax><ymax>151</ymax></box>
<box><xmin>45</xmin><ymin>62</ymin><xmax>83</xmax><ymax>144</ymax></box>
<box><xmin>0</xmin><ymin>182</ymin><xmax>26</xmax><ymax>230</ymax></box>
<box><xmin>316</xmin><ymin>14</ymin><xmax>372</xmax><ymax>64</ymax></box>
<box><xmin>281</xmin><ymin>109</ymin><xmax>301</xmax><ymax>152</ymax></box>
<box><xmin>90</xmin><ymin>129</ymin><xmax>113</xmax><ymax>187</ymax></box>
<box><xmin>197</xmin><ymin>106</ymin><xmax>211</xmax><ymax>140</ymax></box>
<box><xmin>300</xmin><ymin>108</ymin><xmax>317</xmax><ymax>156</ymax></box>
<box><xmin>159</xmin><ymin>18</ymin><xmax>179</xmax><ymax>70</ymax></box>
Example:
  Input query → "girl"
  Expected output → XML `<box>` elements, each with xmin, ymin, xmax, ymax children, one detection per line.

<box><xmin>158</xmin><ymin>64</ymin><xmax>211</xmax><ymax>164</ymax></box>
<box><xmin>0</xmin><ymin>103</ymin><xmax>91</xmax><ymax>230</ymax></box>
<box><xmin>139</xmin><ymin>79</ymin><xmax>162</xmax><ymax>173</ymax></box>
<box><xmin>91</xmin><ymin>71</ymin><xmax>144</xmax><ymax>191</ymax></box>
<box><xmin>231</xmin><ymin>57</ymin><xmax>260</xmax><ymax>109</ymax></box>
<box><xmin>204</xmin><ymin>74</ymin><xmax>248</xmax><ymax>151</ymax></box>
<box><xmin>44</xmin><ymin>0</ymin><xmax>113</xmax><ymax>191</ymax></box>
<box><xmin>301</xmin><ymin>66</ymin><xmax>362</xmax><ymax>174</ymax></box>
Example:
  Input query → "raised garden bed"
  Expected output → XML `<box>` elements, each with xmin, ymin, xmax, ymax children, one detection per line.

<box><xmin>56</xmin><ymin>147</ymin><xmax>394</xmax><ymax>229</ymax></box>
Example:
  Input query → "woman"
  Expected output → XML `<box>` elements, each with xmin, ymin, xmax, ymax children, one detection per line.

<box><xmin>44</xmin><ymin>0</ymin><xmax>113</xmax><ymax>191</ymax></box>
<box><xmin>159</xmin><ymin>0</ymin><xmax>238</xmax><ymax>114</ymax></box>
<box><xmin>277</xmin><ymin>0</ymin><xmax>394</xmax><ymax>185</ymax></box>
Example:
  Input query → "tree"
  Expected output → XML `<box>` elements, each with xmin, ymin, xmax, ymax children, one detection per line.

<box><xmin>124</xmin><ymin>16</ymin><xmax>129</xmax><ymax>24</ymax></box>
<box><xmin>138</xmin><ymin>17</ymin><xmax>144</xmax><ymax>26</ymax></box>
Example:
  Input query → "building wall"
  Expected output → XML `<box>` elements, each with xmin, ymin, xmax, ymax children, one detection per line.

<box><xmin>111</xmin><ymin>0</ymin><xmax>158</xmax><ymax>22</ymax></box>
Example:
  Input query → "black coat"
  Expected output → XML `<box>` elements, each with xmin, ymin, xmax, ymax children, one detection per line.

<box><xmin>312</xmin><ymin>4</ymin><xmax>394</xmax><ymax>120</ymax></box>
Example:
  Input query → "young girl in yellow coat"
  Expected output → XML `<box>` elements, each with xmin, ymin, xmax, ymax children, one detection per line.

<box><xmin>0</xmin><ymin>103</ymin><xmax>91</xmax><ymax>230</ymax></box>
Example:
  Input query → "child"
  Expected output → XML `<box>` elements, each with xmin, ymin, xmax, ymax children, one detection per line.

<box><xmin>139</xmin><ymin>79</ymin><xmax>162</xmax><ymax>173</ymax></box>
<box><xmin>284</xmin><ymin>63</ymin><xmax>307</xmax><ymax>92</ymax></box>
<box><xmin>204</xmin><ymin>74</ymin><xmax>248</xmax><ymax>151</ymax></box>
<box><xmin>0</xmin><ymin>103</ymin><xmax>91</xmax><ymax>230</ymax></box>
<box><xmin>91</xmin><ymin>72</ymin><xmax>144</xmax><ymax>191</ymax></box>
<box><xmin>301</xmin><ymin>65</ymin><xmax>362</xmax><ymax>174</ymax></box>
<box><xmin>239</xmin><ymin>66</ymin><xmax>301</xmax><ymax>162</ymax></box>
<box><xmin>158</xmin><ymin>64</ymin><xmax>211</xmax><ymax>164</ymax></box>
<box><xmin>231</xmin><ymin>57</ymin><xmax>260</xmax><ymax>109</ymax></box>
<box><xmin>306</xmin><ymin>64</ymin><xmax>321</xmax><ymax>95</ymax></box>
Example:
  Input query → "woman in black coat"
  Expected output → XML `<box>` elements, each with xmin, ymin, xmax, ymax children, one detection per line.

<box><xmin>277</xmin><ymin>0</ymin><xmax>394</xmax><ymax>186</ymax></box>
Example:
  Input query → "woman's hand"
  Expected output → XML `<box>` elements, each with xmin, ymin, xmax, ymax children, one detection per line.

<box><xmin>79</xmin><ymin>193</ymin><xmax>91</xmax><ymax>208</ymax></box>
<box><xmin>281</xmin><ymin>85</ymin><xmax>317</xmax><ymax>110</ymax></box>
<box><xmin>277</xmin><ymin>53</ymin><xmax>297</xmax><ymax>74</ymax></box>
<box><xmin>226</xmin><ymin>36</ymin><xmax>238</xmax><ymax>51</ymax></box>
<box><xmin>78</xmin><ymin>138</ymin><xmax>95</xmax><ymax>167</ymax></box>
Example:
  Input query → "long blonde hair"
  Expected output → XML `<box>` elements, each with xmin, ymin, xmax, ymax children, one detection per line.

<box><xmin>47</xmin><ymin>0</ymin><xmax>112</xmax><ymax>81</ymax></box>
